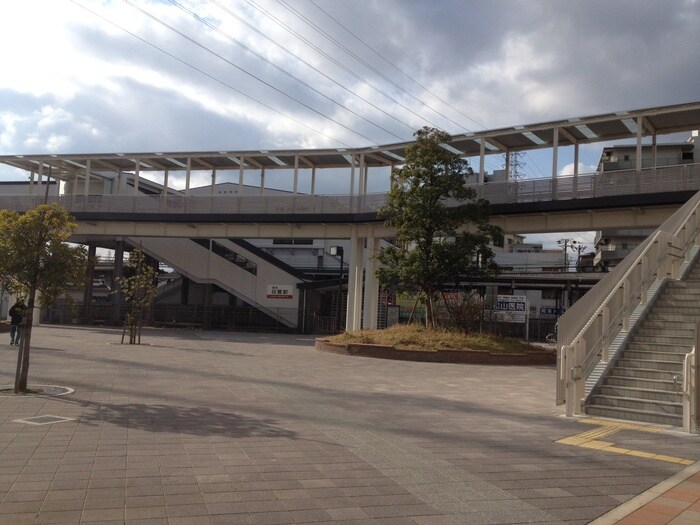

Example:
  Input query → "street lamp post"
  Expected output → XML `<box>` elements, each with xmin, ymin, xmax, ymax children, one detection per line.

<box><xmin>329</xmin><ymin>246</ymin><xmax>344</xmax><ymax>332</ymax></box>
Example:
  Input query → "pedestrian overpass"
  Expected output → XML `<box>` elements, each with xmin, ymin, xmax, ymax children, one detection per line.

<box><xmin>2</xmin><ymin>101</ymin><xmax>700</xmax><ymax>431</ymax></box>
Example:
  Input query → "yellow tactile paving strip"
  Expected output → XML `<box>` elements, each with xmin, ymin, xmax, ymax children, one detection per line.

<box><xmin>556</xmin><ymin>418</ymin><xmax>695</xmax><ymax>466</ymax></box>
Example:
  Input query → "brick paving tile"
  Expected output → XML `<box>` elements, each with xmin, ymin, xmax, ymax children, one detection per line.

<box><xmin>206</xmin><ymin>501</ymin><xmax>249</xmax><ymax>515</ymax></box>
<box><xmin>34</xmin><ymin>510</ymin><xmax>83</xmax><ymax>524</ymax></box>
<box><xmin>40</xmin><ymin>498</ymin><xmax>85</xmax><ymax>512</ymax></box>
<box><xmin>80</xmin><ymin>507</ymin><xmax>125</xmax><ymax>521</ymax></box>
<box><xmin>124</xmin><ymin>505</ymin><xmax>168</xmax><ymax>520</ymax></box>
<box><xmin>2</xmin><ymin>327</ymin><xmax>700</xmax><ymax>525</ymax></box>
<box><xmin>165</xmin><ymin>503</ymin><xmax>210</xmax><ymax>517</ymax></box>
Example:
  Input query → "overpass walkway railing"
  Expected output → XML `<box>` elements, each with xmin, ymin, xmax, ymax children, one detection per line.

<box><xmin>556</xmin><ymin>187</ymin><xmax>700</xmax><ymax>428</ymax></box>
<box><xmin>0</xmin><ymin>162</ymin><xmax>698</xmax><ymax>217</ymax></box>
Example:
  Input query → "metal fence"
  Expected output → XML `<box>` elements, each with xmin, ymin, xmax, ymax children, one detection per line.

<box><xmin>41</xmin><ymin>302</ymin><xmax>299</xmax><ymax>333</ymax></box>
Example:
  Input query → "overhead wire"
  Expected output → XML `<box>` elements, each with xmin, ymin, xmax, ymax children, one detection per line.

<box><xmin>204</xmin><ymin>0</ymin><xmax>419</xmax><ymax>137</ymax></box>
<box><xmin>167</xmin><ymin>0</ymin><xmax>409</xmax><ymax>142</ymax></box>
<box><xmin>314</xmin><ymin>0</ymin><xmax>484</xmax><ymax>131</ymax></box>
<box><xmin>324</xmin><ymin>2</ymin><xmax>549</xmax><ymax>177</ymax></box>
<box><xmin>69</xmin><ymin>0</ymin><xmax>353</xmax><ymax>148</ymax></box>
<box><xmin>121</xmin><ymin>0</ymin><xmax>387</xmax><ymax>145</ymax></box>
<box><xmin>275</xmin><ymin>0</ymin><xmax>470</xmax><ymax>133</ymax></box>
<box><xmin>242</xmin><ymin>0</ymin><xmax>449</xmax><ymax>132</ymax></box>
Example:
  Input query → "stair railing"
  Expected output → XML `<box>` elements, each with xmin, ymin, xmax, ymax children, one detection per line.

<box><xmin>683</xmin><ymin>323</ymin><xmax>698</xmax><ymax>433</ymax></box>
<box><xmin>557</xmin><ymin>189</ymin><xmax>700</xmax><ymax>417</ymax></box>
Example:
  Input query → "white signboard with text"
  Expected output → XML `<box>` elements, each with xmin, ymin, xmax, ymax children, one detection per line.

<box><xmin>267</xmin><ymin>285</ymin><xmax>294</xmax><ymax>299</ymax></box>
<box><xmin>494</xmin><ymin>295</ymin><xmax>527</xmax><ymax>323</ymax></box>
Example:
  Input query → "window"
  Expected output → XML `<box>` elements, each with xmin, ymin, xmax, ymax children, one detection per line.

<box><xmin>682</xmin><ymin>151</ymin><xmax>694</xmax><ymax>160</ymax></box>
<box><xmin>272</xmin><ymin>238</ymin><xmax>313</xmax><ymax>245</ymax></box>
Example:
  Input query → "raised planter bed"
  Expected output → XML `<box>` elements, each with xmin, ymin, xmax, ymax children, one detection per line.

<box><xmin>315</xmin><ymin>339</ymin><xmax>556</xmax><ymax>366</ymax></box>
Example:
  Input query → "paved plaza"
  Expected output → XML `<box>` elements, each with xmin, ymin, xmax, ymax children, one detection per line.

<box><xmin>0</xmin><ymin>325</ymin><xmax>699</xmax><ymax>524</ymax></box>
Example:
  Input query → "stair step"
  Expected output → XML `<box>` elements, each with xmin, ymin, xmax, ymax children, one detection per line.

<box><xmin>616</xmin><ymin>358</ymin><xmax>683</xmax><ymax>372</ymax></box>
<box><xmin>630</xmin><ymin>335</ymin><xmax>694</xmax><ymax>345</ymax></box>
<box><xmin>622</xmin><ymin>350</ymin><xmax>687</xmax><ymax>362</ymax></box>
<box><xmin>605</xmin><ymin>376</ymin><xmax>679</xmax><ymax>392</ymax></box>
<box><xmin>644</xmin><ymin>316</ymin><xmax>699</xmax><ymax>324</ymax></box>
<box><xmin>651</xmin><ymin>304</ymin><xmax>700</xmax><ymax>312</ymax></box>
<box><xmin>626</xmin><ymin>341</ymin><xmax>693</xmax><ymax>352</ymax></box>
<box><xmin>636</xmin><ymin>328</ymin><xmax>696</xmax><ymax>337</ymax></box>
<box><xmin>585</xmin><ymin>405</ymin><xmax>683</xmax><ymax>427</ymax></box>
<box><xmin>610</xmin><ymin>367</ymin><xmax>680</xmax><ymax>381</ymax></box>
<box><xmin>587</xmin><ymin>394</ymin><xmax>683</xmax><ymax>415</ymax></box>
<box><xmin>598</xmin><ymin>385</ymin><xmax>682</xmax><ymax>403</ymax></box>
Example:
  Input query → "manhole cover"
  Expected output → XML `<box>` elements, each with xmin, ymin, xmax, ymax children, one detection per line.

<box><xmin>12</xmin><ymin>415</ymin><xmax>75</xmax><ymax>425</ymax></box>
<box><xmin>0</xmin><ymin>385</ymin><xmax>74</xmax><ymax>397</ymax></box>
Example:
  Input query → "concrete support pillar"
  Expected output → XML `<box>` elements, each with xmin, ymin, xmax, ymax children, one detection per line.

<box><xmin>29</xmin><ymin>171</ymin><xmax>35</xmax><ymax>195</ymax></box>
<box><xmin>133</xmin><ymin>160</ymin><xmax>140</xmax><ymax>195</ymax></box>
<box><xmin>83</xmin><ymin>244</ymin><xmax>96</xmax><ymax>322</ymax></box>
<box><xmin>185</xmin><ymin>157</ymin><xmax>192</xmax><ymax>197</ymax></box>
<box><xmin>36</xmin><ymin>162</ymin><xmax>43</xmax><ymax>196</ymax></box>
<box><xmin>238</xmin><ymin>161</ymin><xmax>244</xmax><ymax>194</ymax></box>
<box><xmin>345</xmin><ymin>228</ymin><xmax>358</xmax><ymax>331</ymax></box>
<box><xmin>211</xmin><ymin>169</ymin><xmax>216</xmax><ymax>197</ymax></box>
<box><xmin>345</xmin><ymin>227</ymin><xmax>365</xmax><ymax>332</ymax></box>
<box><xmin>636</xmin><ymin>117</ymin><xmax>644</xmax><ymax>172</ymax></box>
<box><xmin>111</xmin><ymin>240</ymin><xmax>125</xmax><ymax>323</ymax></box>
<box><xmin>573</xmin><ymin>142</ymin><xmax>580</xmax><ymax>195</ymax></box>
<box><xmin>350</xmin><ymin>155</ymin><xmax>356</xmax><ymax>196</ymax></box>
<box><xmin>352</xmin><ymin>235</ymin><xmax>365</xmax><ymax>331</ymax></box>
<box><xmin>652</xmin><ymin>134</ymin><xmax>658</xmax><ymax>168</ymax></box>
<box><xmin>293</xmin><ymin>156</ymin><xmax>299</xmax><ymax>195</ymax></box>
<box><xmin>552</xmin><ymin>128</ymin><xmax>559</xmax><ymax>178</ymax></box>
<box><xmin>479</xmin><ymin>139</ymin><xmax>486</xmax><ymax>184</ymax></box>
<box><xmin>260</xmin><ymin>169</ymin><xmax>265</xmax><ymax>195</ymax></box>
<box><xmin>84</xmin><ymin>160</ymin><xmax>91</xmax><ymax>197</ymax></box>
<box><xmin>504</xmin><ymin>151</ymin><xmax>510</xmax><ymax>181</ymax></box>
<box><xmin>311</xmin><ymin>166</ymin><xmax>316</xmax><ymax>195</ymax></box>
<box><xmin>362</xmin><ymin>233</ymin><xmax>380</xmax><ymax>330</ymax></box>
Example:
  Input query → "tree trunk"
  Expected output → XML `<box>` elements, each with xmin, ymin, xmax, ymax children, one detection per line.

<box><xmin>425</xmin><ymin>290</ymin><xmax>436</xmax><ymax>328</ymax></box>
<box><xmin>14</xmin><ymin>285</ymin><xmax>36</xmax><ymax>394</ymax></box>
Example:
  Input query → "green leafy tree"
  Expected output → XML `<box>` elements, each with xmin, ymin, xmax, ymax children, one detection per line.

<box><xmin>377</xmin><ymin>127</ymin><xmax>501</xmax><ymax>328</ymax></box>
<box><xmin>117</xmin><ymin>250</ymin><xmax>158</xmax><ymax>344</ymax></box>
<box><xmin>0</xmin><ymin>204</ymin><xmax>87</xmax><ymax>393</ymax></box>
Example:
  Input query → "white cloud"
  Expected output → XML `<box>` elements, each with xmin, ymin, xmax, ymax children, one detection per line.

<box><xmin>560</xmin><ymin>162</ymin><xmax>599</xmax><ymax>176</ymax></box>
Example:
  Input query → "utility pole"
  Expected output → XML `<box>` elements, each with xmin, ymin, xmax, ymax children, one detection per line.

<box><xmin>557</xmin><ymin>238</ymin><xmax>578</xmax><ymax>272</ymax></box>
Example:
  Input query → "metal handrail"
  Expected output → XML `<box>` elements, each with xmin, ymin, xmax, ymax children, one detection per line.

<box><xmin>557</xmin><ymin>189</ymin><xmax>700</xmax><ymax>416</ymax></box>
<box><xmin>1</xmin><ymin>163</ymin><xmax>699</xmax><ymax>216</ymax></box>
<box><xmin>682</xmin><ymin>346</ymin><xmax>696</xmax><ymax>433</ymax></box>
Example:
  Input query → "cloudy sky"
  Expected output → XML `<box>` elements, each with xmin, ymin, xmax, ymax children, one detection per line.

<box><xmin>1</xmin><ymin>0</ymin><xmax>699</xmax><ymax>248</ymax></box>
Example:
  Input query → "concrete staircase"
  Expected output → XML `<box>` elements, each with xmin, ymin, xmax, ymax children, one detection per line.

<box><xmin>585</xmin><ymin>264</ymin><xmax>700</xmax><ymax>426</ymax></box>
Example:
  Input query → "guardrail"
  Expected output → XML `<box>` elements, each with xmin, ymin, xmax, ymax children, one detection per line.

<box><xmin>1</xmin><ymin>163</ymin><xmax>699</xmax><ymax>216</ymax></box>
<box><xmin>556</xmin><ymin>189</ymin><xmax>700</xmax><ymax>418</ymax></box>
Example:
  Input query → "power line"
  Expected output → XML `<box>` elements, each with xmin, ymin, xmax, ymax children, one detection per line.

<box><xmin>314</xmin><ymin>0</ymin><xmax>484</xmax><ymax>131</ymax></box>
<box><xmin>121</xmin><ymin>0</ymin><xmax>382</xmax><ymax>145</ymax></box>
<box><xmin>243</xmin><ymin>0</ymin><xmax>448</xmax><ymax>131</ymax></box>
<box><xmin>204</xmin><ymin>0</ymin><xmax>419</xmax><ymax>137</ymax></box>
<box><xmin>302</xmin><ymin>1</ymin><xmax>548</xmax><ymax>177</ymax></box>
<box><xmin>69</xmin><ymin>0</ymin><xmax>352</xmax><ymax>148</ymax></box>
<box><xmin>275</xmin><ymin>0</ymin><xmax>470</xmax><ymax>132</ymax></box>
<box><xmin>168</xmin><ymin>0</ymin><xmax>408</xmax><ymax>142</ymax></box>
